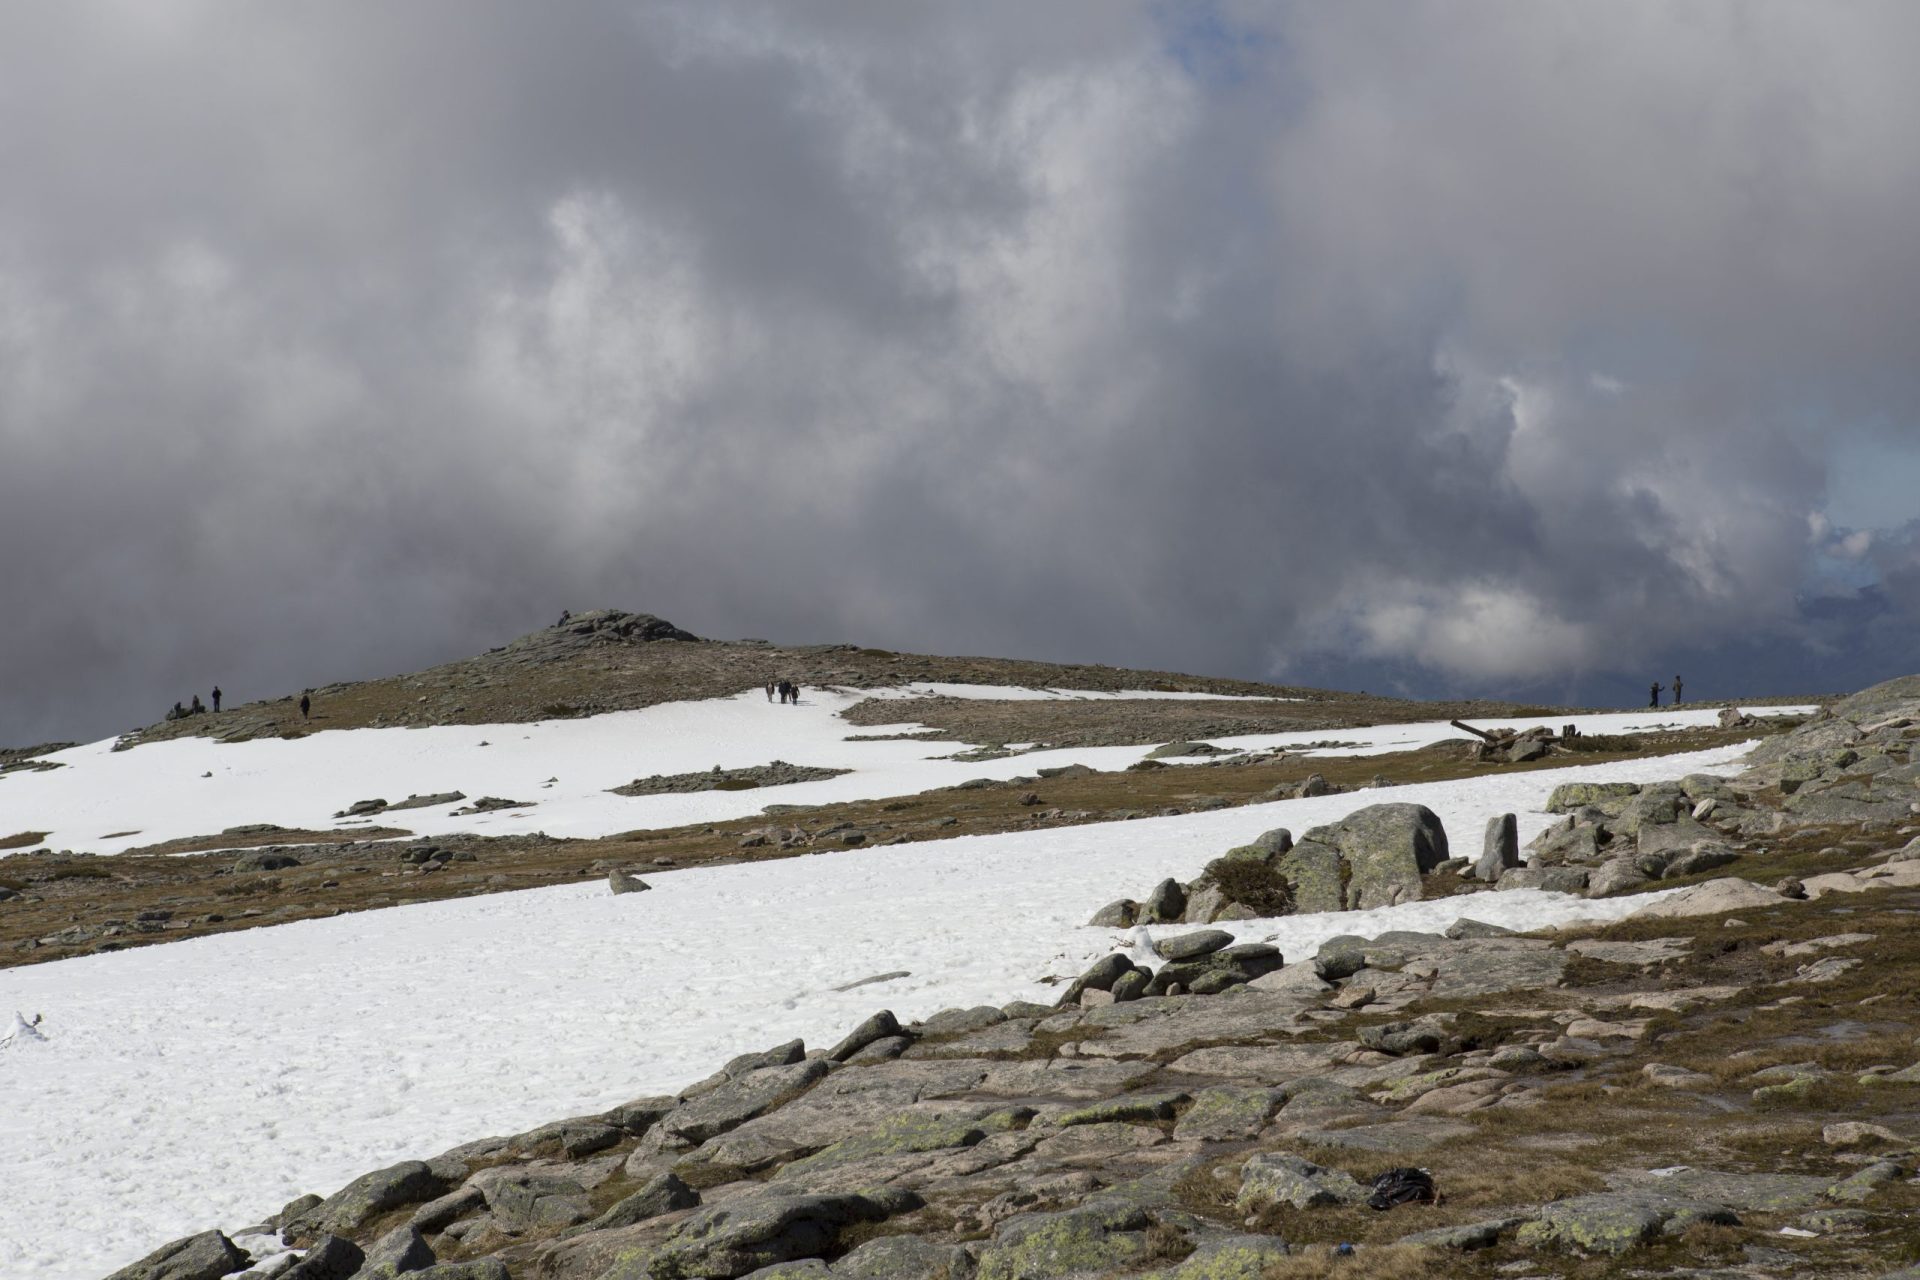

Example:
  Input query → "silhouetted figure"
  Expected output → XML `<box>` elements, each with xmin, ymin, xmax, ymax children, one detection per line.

<box><xmin>211</xmin><ymin>686</ymin><xmax>222</xmax><ymax>712</ymax></box>
<box><xmin>299</xmin><ymin>692</ymin><xmax>312</xmax><ymax>720</ymax></box>
<box><xmin>1649</xmin><ymin>681</ymin><xmax>1663</xmax><ymax>708</ymax></box>
<box><xmin>557</xmin><ymin>609</ymin><xmax>571</xmax><ymax>627</ymax></box>
<box><xmin>189</xmin><ymin>694</ymin><xmax>204</xmax><ymax>715</ymax></box>
<box><xmin>166</xmin><ymin>701</ymin><xmax>186</xmax><ymax>721</ymax></box>
<box><xmin>1672</xmin><ymin>675</ymin><xmax>1683</xmax><ymax>705</ymax></box>
<box><xmin>779</xmin><ymin>680</ymin><xmax>798</xmax><ymax>705</ymax></box>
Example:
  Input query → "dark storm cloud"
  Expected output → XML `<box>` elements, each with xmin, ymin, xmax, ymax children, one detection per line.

<box><xmin>4</xmin><ymin>1</ymin><xmax>1920</xmax><ymax>744</ymax></box>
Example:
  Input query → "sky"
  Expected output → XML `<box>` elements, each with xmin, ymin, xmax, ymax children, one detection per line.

<box><xmin>3</xmin><ymin>1</ymin><xmax>1919</xmax><ymax>745</ymax></box>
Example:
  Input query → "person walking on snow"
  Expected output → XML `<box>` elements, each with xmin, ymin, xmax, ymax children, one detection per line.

<box><xmin>211</xmin><ymin>686</ymin><xmax>222</xmax><ymax>712</ymax></box>
<box><xmin>1672</xmin><ymin>675</ymin><xmax>1683</xmax><ymax>705</ymax></box>
<box><xmin>766</xmin><ymin>680</ymin><xmax>775</xmax><ymax>702</ymax></box>
<box><xmin>1649</xmin><ymin>681</ymin><xmax>1663</xmax><ymax>708</ymax></box>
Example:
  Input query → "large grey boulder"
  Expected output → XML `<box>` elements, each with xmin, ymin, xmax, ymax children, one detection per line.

<box><xmin>1153</xmin><ymin>929</ymin><xmax>1233</xmax><ymax>961</ymax></box>
<box><xmin>1273</xmin><ymin>840</ymin><xmax>1344</xmax><ymax>913</ymax></box>
<box><xmin>1236</xmin><ymin>1152</ymin><xmax>1367</xmax><ymax>1210</ymax></box>
<box><xmin>347</xmin><ymin>1225</ymin><xmax>434</xmax><ymax>1279</ymax></box>
<box><xmin>103</xmin><ymin>1230</ymin><xmax>248</xmax><ymax>1280</ymax></box>
<box><xmin>405</xmin><ymin>1264</ymin><xmax>511</xmax><ymax>1280</ymax></box>
<box><xmin>1476</xmin><ymin>813</ymin><xmax>1519</xmax><ymax>881</ymax></box>
<box><xmin>589</xmin><ymin>1171</ymin><xmax>700</xmax><ymax>1231</ymax></box>
<box><xmin>484</xmin><ymin>1171</ymin><xmax>592</xmax><ymax>1231</ymax></box>
<box><xmin>1300</xmin><ymin>804</ymin><xmax>1448</xmax><ymax>910</ymax></box>
<box><xmin>606</xmin><ymin>1189</ymin><xmax>921</xmax><ymax>1279</ymax></box>
<box><xmin>281</xmin><ymin>1236</ymin><xmax>367</xmax><ymax>1280</ymax></box>
<box><xmin>975</xmin><ymin>1201</ymin><xmax>1166</xmax><ymax>1280</ymax></box>
<box><xmin>826</xmin><ymin>1010</ymin><xmax>900</xmax><ymax>1062</ymax></box>
<box><xmin>286</xmin><ymin>1162</ymin><xmax>446</xmax><ymax>1241</ymax></box>
<box><xmin>833</xmin><ymin>1234</ymin><xmax>976</xmax><ymax>1278</ymax></box>
<box><xmin>1515</xmin><ymin>1192</ymin><xmax>1737</xmax><ymax>1254</ymax></box>
<box><xmin>1141</xmin><ymin>878</ymin><xmax>1187</xmax><ymax>923</ymax></box>
<box><xmin>662</xmin><ymin>1059</ymin><xmax>831</xmax><ymax>1146</ymax></box>
<box><xmin>1546</xmin><ymin>781</ymin><xmax>1640</xmax><ymax>814</ymax></box>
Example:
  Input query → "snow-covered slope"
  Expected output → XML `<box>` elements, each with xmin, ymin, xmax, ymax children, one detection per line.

<box><xmin>0</xmin><ymin>743</ymin><xmax>1757</xmax><ymax>1280</ymax></box>
<box><xmin>0</xmin><ymin>687</ymin><xmax>1808</xmax><ymax>856</ymax></box>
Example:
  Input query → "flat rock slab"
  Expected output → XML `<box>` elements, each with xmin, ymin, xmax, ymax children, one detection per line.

<box><xmin>1566</xmin><ymin>938</ymin><xmax>1693</xmax><ymax>966</ymax></box>
<box><xmin>1162</xmin><ymin>1043</ymin><xmax>1346</xmax><ymax>1080</ymax></box>
<box><xmin>1288</xmin><ymin>1117</ymin><xmax>1474</xmax><ymax>1154</ymax></box>
<box><xmin>1627</xmin><ymin>1168</ymin><xmax>1837</xmax><ymax>1211</ymax></box>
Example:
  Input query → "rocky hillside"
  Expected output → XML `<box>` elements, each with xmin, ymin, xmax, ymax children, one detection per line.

<box><xmin>104</xmin><ymin>678</ymin><xmax>1920</xmax><ymax>1280</ymax></box>
<box><xmin>115</xmin><ymin>608</ymin><xmax>1572</xmax><ymax>750</ymax></box>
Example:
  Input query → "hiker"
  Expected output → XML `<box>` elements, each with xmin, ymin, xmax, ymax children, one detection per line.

<box><xmin>1672</xmin><ymin>675</ymin><xmax>1684</xmax><ymax>705</ymax></box>
<box><xmin>299</xmin><ymin>692</ymin><xmax>311</xmax><ymax>720</ymax></box>
<box><xmin>1649</xmin><ymin>681</ymin><xmax>1663</xmax><ymax>708</ymax></box>
<box><xmin>211</xmin><ymin>686</ymin><xmax>222</xmax><ymax>712</ymax></box>
<box><xmin>189</xmin><ymin>694</ymin><xmax>204</xmax><ymax>715</ymax></box>
<box><xmin>166</xmin><ymin>701</ymin><xmax>186</xmax><ymax>721</ymax></box>
<box><xmin>765</xmin><ymin>680</ymin><xmax>775</xmax><ymax>702</ymax></box>
<box><xmin>556</xmin><ymin>609</ymin><xmax>571</xmax><ymax>627</ymax></box>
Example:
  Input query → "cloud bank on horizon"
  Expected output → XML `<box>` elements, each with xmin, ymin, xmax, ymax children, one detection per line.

<box><xmin>3</xmin><ymin>1</ymin><xmax>1918</xmax><ymax>744</ymax></box>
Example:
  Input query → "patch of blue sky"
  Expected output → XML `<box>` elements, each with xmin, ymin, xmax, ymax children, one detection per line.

<box><xmin>1151</xmin><ymin>0</ymin><xmax>1275</xmax><ymax>89</ymax></box>
<box><xmin>1825</xmin><ymin>434</ymin><xmax>1920</xmax><ymax>531</ymax></box>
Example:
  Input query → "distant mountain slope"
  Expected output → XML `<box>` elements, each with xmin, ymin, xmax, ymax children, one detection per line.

<box><xmin>119</xmin><ymin>606</ymin><xmax>1560</xmax><ymax>749</ymax></box>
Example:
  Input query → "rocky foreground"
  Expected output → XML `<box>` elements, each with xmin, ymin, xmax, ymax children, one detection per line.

<box><xmin>105</xmin><ymin>679</ymin><xmax>1920</xmax><ymax>1280</ymax></box>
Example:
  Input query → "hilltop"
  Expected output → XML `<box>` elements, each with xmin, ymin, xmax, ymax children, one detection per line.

<box><xmin>113</xmin><ymin>608</ymin><xmax>1574</xmax><ymax>751</ymax></box>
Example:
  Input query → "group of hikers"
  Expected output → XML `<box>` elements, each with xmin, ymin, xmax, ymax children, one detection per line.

<box><xmin>164</xmin><ymin>686</ymin><xmax>224</xmax><ymax>721</ymax></box>
<box><xmin>1650</xmin><ymin>675</ymin><xmax>1684</xmax><ymax>707</ymax></box>
<box><xmin>765</xmin><ymin>679</ymin><xmax>801</xmax><ymax>704</ymax></box>
<box><xmin>163</xmin><ymin>686</ymin><xmax>318</xmax><ymax>722</ymax></box>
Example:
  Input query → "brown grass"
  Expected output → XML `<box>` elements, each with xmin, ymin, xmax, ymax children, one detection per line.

<box><xmin>0</xmin><ymin>831</ymin><xmax>49</xmax><ymax>849</ymax></box>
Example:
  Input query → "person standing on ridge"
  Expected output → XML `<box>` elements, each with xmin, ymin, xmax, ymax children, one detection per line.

<box><xmin>1672</xmin><ymin>675</ymin><xmax>1683</xmax><ymax>705</ymax></box>
<box><xmin>1649</xmin><ymin>681</ymin><xmax>1663</xmax><ymax>708</ymax></box>
<box><xmin>299</xmin><ymin>691</ymin><xmax>311</xmax><ymax>720</ymax></box>
<box><xmin>211</xmin><ymin>686</ymin><xmax>222</xmax><ymax>712</ymax></box>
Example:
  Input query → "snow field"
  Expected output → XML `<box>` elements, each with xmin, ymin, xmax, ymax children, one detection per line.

<box><xmin>0</xmin><ymin>743</ymin><xmax>1750</xmax><ymax>1279</ymax></box>
<box><xmin>0</xmin><ymin>686</ymin><xmax>1811</xmax><ymax>856</ymax></box>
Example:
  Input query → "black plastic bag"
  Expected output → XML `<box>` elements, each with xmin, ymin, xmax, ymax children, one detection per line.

<box><xmin>1366</xmin><ymin>1166</ymin><xmax>1436</xmax><ymax>1210</ymax></box>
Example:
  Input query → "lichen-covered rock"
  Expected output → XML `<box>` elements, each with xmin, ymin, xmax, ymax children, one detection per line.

<box><xmin>661</xmin><ymin>1059</ymin><xmax>830</xmax><ymax>1146</ymax></box>
<box><xmin>102</xmin><ymin>1230</ymin><xmax>249</xmax><ymax>1280</ymax></box>
<box><xmin>484</xmin><ymin>1171</ymin><xmax>592</xmax><ymax>1230</ymax></box>
<box><xmin>1235</xmin><ymin>1152</ymin><xmax>1367</xmax><ymax>1211</ymax></box>
<box><xmin>832</xmin><ymin>1234</ymin><xmax>977</xmax><ymax>1278</ymax></box>
<box><xmin>1272</xmin><ymin>839</ymin><xmax>1343</xmax><ymax>913</ymax></box>
<box><xmin>825</xmin><ymin>1010</ymin><xmax>900</xmax><ymax>1061</ymax></box>
<box><xmin>1138</xmin><ymin>1231</ymin><xmax>1291</xmax><ymax>1278</ymax></box>
<box><xmin>587</xmin><ymin>1171</ymin><xmax>700</xmax><ymax>1231</ymax></box>
<box><xmin>1546</xmin><ymin>781</ymin><xmax>1641</xmax><ymax>813</ymax></box>
<box><xmin>1173</xmin><ymin>1087</ymin><xmax>1284</xmax><ymax>1142</ymax></box>
<box><xmin>286</xmin><ymin>1162</ymin><xmax>447</xmax><ymax>1241</ymax></box>
<box><xmin>281</xmin><ymin>1235</ymin><xmax>367</xmax><ymax>1280</ymax></box>
<box><xmin>1086</xmin><ymin>899</ymin><xmax>1138</xmax><ymax>927</ymax></box>
<box><xmin>975</xmin><ymin>1201</ymin><xmax>1166</xmax><ymax>1280</ymax></box>
<box><xmin>1142</xmin><ymin>878</ymin><xmax>1188</xmax><ymax>923</ymax></box>
<box><xmin>347</xmin><ymin>1225</ymin><xmax>434</xmax><ymax>1280</ymax></box>
<box><xmin>1309</xmin><ymin>804</ymin><xmax>1449</xmax><ymax>910</ymax></box>
<box><xmin>1053</xmin><ymin>1090</ymin><xmax>1189</xmax><ymax>1127</ymax></box>
<box><xmin>606</xmin><ymin>1189</ymin><xmax>921</xmax><ymax>1279</ymax></box>
<box><xmin>1514</xmin><ymin>1193</ymin><xmax>1737</xmax><ymax>1254</ymax></box>
<box><xmin>1475</xmin><ymin>813</ymin><xmax>1519</xmax><ymax>881</ymax></box>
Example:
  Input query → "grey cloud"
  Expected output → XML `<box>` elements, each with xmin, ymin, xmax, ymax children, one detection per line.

<box><xmin>4</xmin><ymin>1</ymin><xmax>1920</xmax><ymax>745</ymax></box>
